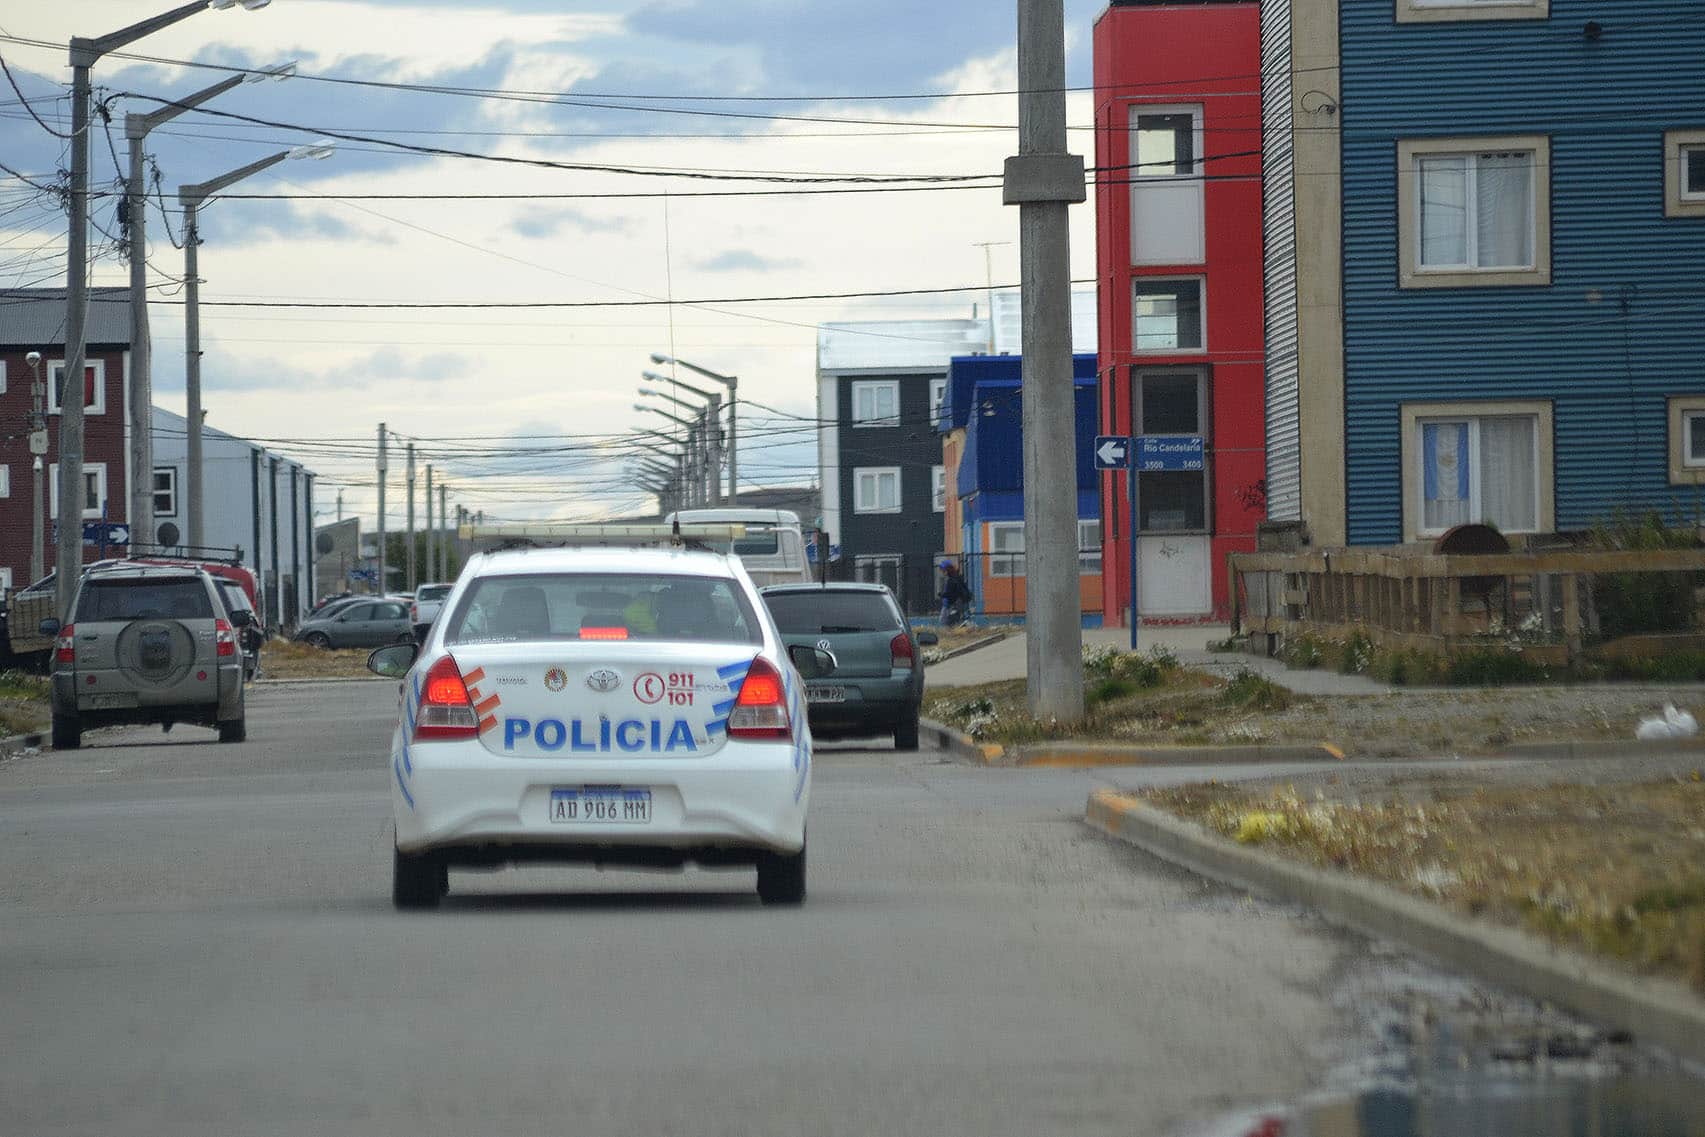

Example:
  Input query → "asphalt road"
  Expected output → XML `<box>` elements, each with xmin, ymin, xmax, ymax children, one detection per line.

<box><xmin>2</xmin><ymin>681</ymin><xmax>1359</xmax><ymax>1137</ymax></box>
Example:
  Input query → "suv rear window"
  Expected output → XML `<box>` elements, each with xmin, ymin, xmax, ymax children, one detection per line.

<box><xmin>446</xmin><ymin>573</ymin><xmax>762</xmax><ymax>645</ymax></box>
<box><xmin>76</xmin><ymin>579</ymin><xmax>214</xmax><ymax>622</ymax></box>
<box><xmin>416</xmin><ymin>585</ymin><xmax>453</xmax><ymax>602</ymax></box>
<box><xmin>217</xmin><ymin>581</ymin><xmax>255</xmax><ymax>613</ymax></box>
<box><xmin>763</xmin><ymin>591</ymin><xmax>900</xmax><ymax>634</ymax></box>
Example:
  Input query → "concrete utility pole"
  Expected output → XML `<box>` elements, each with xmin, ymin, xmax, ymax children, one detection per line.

<box><xmin>438</xmin><ymin>484</ymin><xmax>448</xmax><ymax>579</ymax></box>
<box><xmin>424</xmin><ymin>464</ymin><xmax>435</xmax><ymax>583</ymax></box>
<box><xmin>974</xmin><ymin>240</ymin><xmax>1011</xmax><ymax>353</ymax></box>
<box><xmin>404</xmin><ymin>442</ymin><xmax>416</xmax><ymax>591</ymax></box>
<box><xmin>1006</xmin><ymin>0</ymin><xmax>1086</xmax><ymax>721</ymax></box>
<box><xmin>375</xmin><ymin>424</ymin><xmax>387</xmax><ymax>596</ymax></box>
<box><xmin>26</xmin><ymin>352</ymin><xmax>46</xmax><ymax>584</ymax></box>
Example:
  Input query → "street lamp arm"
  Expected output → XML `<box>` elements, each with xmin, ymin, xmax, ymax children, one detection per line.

<box><xmin>180</xmin><ymin>150</ymin><xmax>291</xmax><ymax>206</ymax></box>
<box><xmin>638</xmin><ymin>387</ymin><xmax>703</xmax><ymax>414</ymax></box>
<box><xmin>77</xmin><ymin>1</ymin><xmax>209</xmax><ymax>64</ymax></box>
<box><xmin>127</xmin><ymin>73</ymin><xmax>245</xmax><ymax>138</ymax></box>
<box><xmin>650</xmin><ymin>354</ymin><xmax>737</xmax><ymax>390</ymax></box>
<box><xmin>636</xmin><ymin>406</ymin><xmax>696</xmax><ymax>429</ymax></box>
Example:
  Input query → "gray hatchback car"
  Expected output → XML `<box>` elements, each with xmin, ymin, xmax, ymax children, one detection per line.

<box><xmin>45</xmin><ymin>564</ymin><xmax>249</xmax><ymax>750</ymax></box>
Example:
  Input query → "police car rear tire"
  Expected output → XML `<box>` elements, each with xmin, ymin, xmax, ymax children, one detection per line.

<box><xmin>756</xmin><ymin>840</ymin><xmax>806</xmax><ymax>906</ymax></box>
<box><xmin>393</xmin><ymin>846</ymin><xmax>446</xmax><ymax>909</ymax></box>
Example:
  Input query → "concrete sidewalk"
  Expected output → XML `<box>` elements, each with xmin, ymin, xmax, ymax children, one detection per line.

<box><xmin>927</xmin><ymin>625</ymin><xmax>1391</xmax><ymax>696</ymax></box>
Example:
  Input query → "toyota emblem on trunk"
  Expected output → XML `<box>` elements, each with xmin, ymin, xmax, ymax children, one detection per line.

<box><xmin>586</xmin><ymin>668</ymin><xmax>620</xmax><ymax>693</ymax></box>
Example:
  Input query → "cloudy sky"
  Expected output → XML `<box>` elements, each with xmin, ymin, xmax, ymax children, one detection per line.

<box><xmin>0</xmin><ymin>0</ymin><xmax>1102</xmax><ymax>528</ymax></box>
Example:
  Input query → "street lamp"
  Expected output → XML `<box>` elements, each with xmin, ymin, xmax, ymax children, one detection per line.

<box><xmin>179</xmin><ymin>141</ymin><xmax>335</xmax><ymax>547</ymax></box>
<box><xmin>636</xmin><ymin>386</ymin><xmax>702</xmax><ymax>416</ymax></box>
<box><xmin>125</xmin><ymin>58</ymin><xmax>295</xmax><ymax>549</ymax></box>
<box><xmin>641</xmin><ymin>369</ymin><xmax>722</xmax><ymax>506</ymax></box>
<box><xmin>650</xmin><ymin>354</ymin><xmax>739</xmax><ymax>505</ymax></box>
<box><xmin>634</xmin><ymin>404</ymin><xmax>704</xmax><ymax>506</ymax></box>
<box><xmin>56</xmin><ymin>0</ymin><xmax>272</xmax><ymax>621</ymax></box>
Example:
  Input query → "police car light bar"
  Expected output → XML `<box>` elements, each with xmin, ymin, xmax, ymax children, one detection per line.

<box><xmin>458</xmin><ymin>522</ymin><xmax>749</xmax><ymax>548</ymax></box>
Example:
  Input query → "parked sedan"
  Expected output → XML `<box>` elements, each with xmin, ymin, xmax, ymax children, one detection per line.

<box><xmin>759</xmin><ymin>583</ymin><xmax>936</xmax><ymax>750</ymax></box>
<box><xmin>294</xmin><ymin>598</ymin><xmax>415</xmax><ymax>649</ymax></box>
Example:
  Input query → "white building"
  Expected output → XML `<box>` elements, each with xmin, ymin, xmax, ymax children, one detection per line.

<box><xmin>150</xmin><ymin>407</ymin><xmax>318</xmax><ymax>627</ymax></box>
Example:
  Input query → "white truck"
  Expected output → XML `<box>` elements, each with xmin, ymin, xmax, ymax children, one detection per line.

<box><xmin>662</xmin><ymin>509</ymin><xmax>813</xmax><ymax>587</ymax></box>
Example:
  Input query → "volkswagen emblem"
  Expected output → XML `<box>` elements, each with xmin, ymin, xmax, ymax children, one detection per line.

<box><xmin>815</xmin><ymin>638</ymin><xmax>832</xmax><ymax>651</ymax></box>
<box><xmin>586</xmin><ymin>668</ymin><xmax>621</xmax><ymax>693</ymax></box>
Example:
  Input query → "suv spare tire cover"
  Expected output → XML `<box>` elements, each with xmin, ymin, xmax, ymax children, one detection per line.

<box><xmin>116</xmin><ymin>620</ymin><xmax>199</xmax><ymax>687</ymax></box>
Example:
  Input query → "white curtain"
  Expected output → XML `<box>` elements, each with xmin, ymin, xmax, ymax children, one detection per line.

<box><xmin>1478</xmin><ymin>416</ymin><xmax>1536</xmax><ymax>531</ymax></box>
<box><xmin>1419</xmin><ymin>156</ymin><xmax>1468</xmax><ymax>267</ymax></box>
<box><xmin>1475</xmin><ymin>153</ymin><xmax>1533</xmax><ymax>268</ymax></box>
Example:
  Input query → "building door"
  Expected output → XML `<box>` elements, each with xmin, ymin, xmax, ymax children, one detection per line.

<box><xmin>1132</xmin><ymin>368</ymin><xmax>1213</xmax><ymax>617</ymax></box>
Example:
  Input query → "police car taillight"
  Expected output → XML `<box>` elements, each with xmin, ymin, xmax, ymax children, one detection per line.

<box><xmin>415</xmin><ymin>655</ymin><xmax>479</xmax><ymax>740</ymax></box>
<box><xmin>214</xmin><ymin>618</ymin><xmax>237</xmax><ymax>658</ymax></box>
<box><xmin>727</xmin><ymin>657</ymin><xmax>791</xmax><ymax>741</ymax></box>
<box><xmin>54</xmin><ymin>625</ymin><xmax>76</xmax><ymax>665</ymax></box>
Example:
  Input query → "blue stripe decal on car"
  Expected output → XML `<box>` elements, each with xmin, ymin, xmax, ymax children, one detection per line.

<box><xmin>717</xmin><ymin>659</ymin><xmax>753</xmax><ymax>681</ymax></box>
<box><xmin>401</xmin><ymin>741</ymin><xmax>412</xmax><ymax>776</ymax></box>
<box><xmin>393</xmin><ymin>757</ymin><xmax>415</xmax><ymax>809</ymax></box>
<box><xmin>706</xmin><ymin>717</ymin><xmax>728</xmax><ymax>735</ymax></box>
<box><xmin>712</xmin><ymin>697</ymin><xmax>736</xmax><ymax>715</ymax></box>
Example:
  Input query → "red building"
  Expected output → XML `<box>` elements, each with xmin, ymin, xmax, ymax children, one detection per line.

<box><xmin>0</xmin><ymin>288</ymin><xmax>131</xmax><ymax>594</ymax></box>
<box><xmin>1093</xmin><ymin>0</ymin><xmax>1264</xmax><ymax>623</ymax></box>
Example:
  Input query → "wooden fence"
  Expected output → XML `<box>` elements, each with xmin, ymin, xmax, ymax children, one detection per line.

<box><xmin>1230</xmin><ymin>547</ymin><xmax>1705</xmax><ymax>663</ymax></box>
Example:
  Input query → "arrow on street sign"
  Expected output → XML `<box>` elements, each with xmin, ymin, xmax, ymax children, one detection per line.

<box><xmin>1093</xmin><ymin>435</ymin><xmax>1131</xmax><ymax>470</ymax></box>
<box><xmin>81</xmin><ymin>521</ymin><xmax>130</xmax><ymax>546</ymax></box>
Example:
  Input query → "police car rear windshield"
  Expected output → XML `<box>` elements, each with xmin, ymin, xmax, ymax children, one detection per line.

<box><xmin>762</xmin><ymin>590</ymin><xmax>901</xmax><ymax>634</ymax></box>
<box><xmin>445</xmin><ymin>573</ymin><xmax>763</xmax><ymax>645</ymax></box>
<box><xmin>76</xmin><ymin>579</ymin><xmax>215</xmax><ymax>622</ymax></box>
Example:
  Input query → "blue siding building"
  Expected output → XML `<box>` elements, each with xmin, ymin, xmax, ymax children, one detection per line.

<box><xmin>1264</xmin><ymin>0</ymin><xmax>1705</xmax><ymax>547</ymax></box>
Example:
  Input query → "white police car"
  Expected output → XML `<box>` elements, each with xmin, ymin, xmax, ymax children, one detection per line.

<box><xmin>368</xmin><ymin>543</ymin><xmax>826</xmax><ymax>910</ymax></box>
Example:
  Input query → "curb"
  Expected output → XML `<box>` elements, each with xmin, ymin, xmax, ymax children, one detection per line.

<box><xmin>1496</xmin><ymin>736</ymin><xmax>1705</xmax><ymax>761</ymax></box>
<box><xmin>1014</xmin><ymin>741</ymin><xmax>1344</xmax><ymax>768</ymax></box>
<box><xmin>924</xmin><ymin>632</ymin><xmax>1009</xmax><ymax>665</ymax></box>
<box><xmin>0</xmin><ymin>729</ymin><xmax>45</xmax><ymax>753</ymax></box>
<box><xmin>1085</xmin><ymin>790</ymin><xmax>1705</xmax><ymax>1067</ymax></box>
<box><xmin>919</xmin><ymin>718</ymin><xmax>1005</xmax><ymax>764</ymax></box>
<box><xmin>254</xmin><ymin>676</ymin><xmax>394</xmax><ymax>685</ymax></box>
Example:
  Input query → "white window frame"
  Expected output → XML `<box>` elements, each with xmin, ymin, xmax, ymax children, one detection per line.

<box><xmin>988</xmin><ymin>521</ymin><xmax>1025</xmax><ymax>578</ymax></box>
<box><xmin>0</xmin><ymin>359</ymin><xmax>6</xmax><ymax>395</ymax></box>
<box><xmin>1129</xmin><ymin>104</ymin><xmax>1206</xmax><ymax>266</ymax></box>
<box><xmin>1131</xmin><ymin>277</ymin><xmax>1207</xmax><ymax>354</ymax></box>
<box><xmin>47</xmin><ymin>358</ymin><xmax>107</xmax><ymax>416</ymax></box>
<box><xmin>853</xmin><ymin>466</ymin><xmax>902</xmax><ymax>514</ymax></box>
<box><xmin>48</xmin><ymin>461</ymin><xmax>109</xmax><ymax>520</ymax></box>
<box><xmin>1664</xmin><ymin>130</ymin><xmax>1705</xmax><ymax>219</ymax></box>
<box><xmin>1398</xmin><ymin>401</ymin><xmax>1554</xmax><ymax>541</ymax></box>
<box><xmin>1397</xmin><ymin>0</ymin><xmax>1547</xmax><ymax>23</ymax></box>
<box><xmin>931</xmin><ymin>465</ymin><xmax>945</xmax><ymax>513</ymax></box>
<box><xmin>0</xmin><ymin>568</ymin><xmax>11</xmax><ymax>592</ymax></box>
<box><xmin>152</xmin><ymin>466</ymin><xmax>179</xmax><ymax>518</ymax></box>
<box><xmin>1667</xmin><ymin>396</ymin><xmax>1705</xmax><ymax>484</ymax></box>
<box><xmin>929</xmin><ymin>378</ymin><xmax>947</xmax><ymax>423</ymax></box>
<box><xmin>851</xmin><ymin>380</ymin><xmax>900</xmax><ymax>428</ymax></box>
<box><xmin>1398</xmin><ymin>136</ymin><xmax>1551</xmax><ymax>288</ymax></box>
<box><xmin>1078</xmin><ymin>519</ymin><xmax>1101</xmax><ymax>575</ymax></box>
<box><xmin>0</xmin><ymin>464</ymin><xmax>9</xmax><ymax>499</ymax></box>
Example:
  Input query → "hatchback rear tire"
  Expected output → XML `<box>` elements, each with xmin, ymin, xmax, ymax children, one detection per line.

<box><xmin>51</xmin><ymin>714</ymin><xmax>80</xmax><ymax>751</ymax></box>
<box><xmin>393</xmin><ymin>846</ymin><xmax>446</xmax><ymax>909</ymax></box>
<box><xmin>756</xmin><ymin>841</ymin><xmax>806</xmax><ymax>906</ymax></box>
<box><xmin>893</xmin><ymin>715</ymin><xmax>920</xmax><ymax>752</ymax></box>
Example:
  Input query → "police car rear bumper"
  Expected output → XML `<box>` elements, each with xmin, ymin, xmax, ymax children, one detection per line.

<box><xmin>392</xmin><ymin>741</ymin><xmax>809</xmax><ymax>858</ymax></box>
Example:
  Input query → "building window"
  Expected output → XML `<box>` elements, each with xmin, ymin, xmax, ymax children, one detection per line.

<box><xmin>989</xmin><ymin>522</ymin><xmax>1025</xmax><ymax>577</ymax></box>
<box><xmin>853</xmin><ymin>466</ymin><xmax>901</xmax><ymax>513</ymax></box>
<box><xmin>48</xmin><ymin>462</ymin><xmax>108</xmax><ymax>520</ymax></box>
<box><xmin>47</xmin><ymin>359</ymin><xmax>106</xmax><ymax>415</ymax></box>
<box><xmin>1130</xmin><ymin>105</ymin><xmax>1204</xmax><ymax>265</ymax></box>
<box><xmin>1399</xmin><ymin>137</ymin><xmax>1551</xmax><ymax>288</ymax></box>
<box><xmin>1400</xmin><ymin>401</ymin><xmax>1554</xmax><ymax>540</ymax></box>
<box><xmin>0</xmin><ymin>568</ymin><xmax>11</xmax><ymax>592</ymax></box>
<box><xmin>851</xmin><ymin>380</ymin><xmax>900</xmax><ymax>427</ymax></box>
<box><xmin>1664</xmin><ymin>130</ymin><xmax>1705</xmax><ymax>219</ymax></box>
<box><xmin>1667</xmin><ymin>396</ymin><xmax>1705</xmax><ymax>484</ymax></box>
<box><xmin>929</xmin><ymin>378</ymin><xmax>947</xmax><ymax>424</ymax></box>
<box><xmin>1132</xmin><ymin>279</ymin><xmax>1204</xmax><ymax>352</ymax></box>
<box><xmin>1078</xmin><ymin>519</ymin><xmax>1101</xmax><ymax>575</ymax></box>
<box><xmin>1396</xmin><ymin>0</ymin><xmax>1547</xmax><ymax>23</ymax></box>
<box><xmin>152</xmin><ymin>467</ymin><xmax>178</xmax><ymax>517</ymax></box>
<box><xmin>931</xmin><ymin>465</ymin><xmax>946</xmax><ymax>513</ymax></box>
<box><xmin>1133</xmin><ymin>369</ymin><xmax>1211</xmax><ymax>533</ymax></box>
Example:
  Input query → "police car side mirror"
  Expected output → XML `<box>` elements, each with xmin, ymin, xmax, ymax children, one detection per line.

<box><xmin>916</xmin><ymin>631</ymin><xmax>939</xmax><ymax>646</ymax></box>
<box><xmin>39</xmin><ymin>617</ymin><xmax>60</xmax><ymax>637</ymax></box>
<box><xmin>367</xmin><ymin>643</ymin><xmax>418</xmax><ymax>678</ymax></box>
<box><xmin>788</xmin><ymin>644</ymin><xmax>837</xmax><ymax>680</ymax></box>
<box><xmin>229</xmin><ymin>610</ymin><xmax>253</xmax><ymax>628</ymax></box>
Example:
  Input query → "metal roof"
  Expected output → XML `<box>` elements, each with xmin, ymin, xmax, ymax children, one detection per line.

<box><xmin>0</xmin><ymin>287</ymin><xmax>132</xmax><ymax>348</ymax></box>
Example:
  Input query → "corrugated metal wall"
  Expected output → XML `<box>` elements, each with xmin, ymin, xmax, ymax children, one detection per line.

<box><xmin>1260</xmin><ymin>0</ymin><xmax>1301</xmax><ymax>521</ymax></box>
<box><xmin>1339</xmin><ymin>1</ymin><xmax>1705</xmax><ymax>543</ymax></box>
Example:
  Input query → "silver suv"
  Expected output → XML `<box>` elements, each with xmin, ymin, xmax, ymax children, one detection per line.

<box><xmin>45</xmin><ymin>564</ymin><xmax>250</xmax><ymax>750</ymax></box>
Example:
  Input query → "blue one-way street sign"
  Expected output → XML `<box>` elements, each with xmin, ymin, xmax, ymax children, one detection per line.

<box><xmin>1093</xmin><ymin>435</ymin><xmax>1131</xmax><ymax>470</ymax></box>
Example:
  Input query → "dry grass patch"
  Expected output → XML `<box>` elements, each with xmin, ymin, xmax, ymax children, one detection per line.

<box><xmin>1145</xmin><ymin>777</ymin><xmax>1705</xmax><ymax>991</ymax></box>
<box><xmin>261</xmin><ymin>640</ymin><xmax>386</xmax><ymax>680</ymax></box>
<box><xmin>0</xmin><ymin>669</ymin><xmax>49</xmax><ymax>736</ymax></box>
